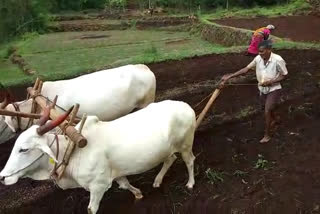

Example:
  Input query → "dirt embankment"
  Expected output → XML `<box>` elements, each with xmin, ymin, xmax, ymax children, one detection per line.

<box><xmin>192</xmin><ymin>22</ymin><xmax>252</xmax><ymax>47</ymax></box>
<box><xmin>49</xmin><ymin>16</ymin><xmax>193</xmax><ymax>32</ymax></box>
<box><xmin>213</xmin><ymin>15</ymin><xmax>320</xmax><ymax>42</ymax></box>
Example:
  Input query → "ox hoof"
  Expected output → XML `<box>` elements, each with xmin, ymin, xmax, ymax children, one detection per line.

<box><xmin>152</xmin><ymin>182</ymin><xmax>161</xmax><ymax>188</ymax></box>
<box><xmin>135</xmin><ymin>193</ymin><xmax>144</xmax><ymax>200</ymax></box>
<box><xmin>87</xmin><ymin>208</ymin><xmax>93</xmax><ymax>214</ymax></box>
<box><xmin>186</xmin><ymin>183</ymin><xmax>194</xmax><ymax>190</ymax></box>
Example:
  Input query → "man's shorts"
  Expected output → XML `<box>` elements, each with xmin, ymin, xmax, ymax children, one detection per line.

<box><xmin>260</xmin><ymin>89</ymin><xmax>281</xmax><ymax>113</ymax></box>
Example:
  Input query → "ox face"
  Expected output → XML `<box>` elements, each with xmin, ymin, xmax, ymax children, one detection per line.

<box><xmin>0</xmin><ymin>126</ymin><xmax>57</xmax><ymax>185</ymax></box>
<box><xmin>0</xmin><ymin>115</ymin><xmax>17</xmax><ymax>144</ymax></box>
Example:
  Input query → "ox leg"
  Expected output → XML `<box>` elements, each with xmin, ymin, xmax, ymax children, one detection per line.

<box><xmin>88</xmin><ymin>183</ymin><xmax>111</xmax><ymax>214</ymax></box>
<box><xmin>116</xmin><ymin>176</ymin><xmax>143</xmax><ymax>199</ymax></box>
<box><xmin>153</xmin><ymin>154</ymin><xmax>177</xmax><ymax>188</ymax></box>
<box><xmin>181</xmin><ymin>151</ymin><xmax>195</xmax><ymax>189</ymax></box>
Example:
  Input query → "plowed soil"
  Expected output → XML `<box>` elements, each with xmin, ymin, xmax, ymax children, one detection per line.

<box><xmin>213</xmin><ymin>15</ymin><xmax>320</xmax><ymax>42</ymax></box>
<box><xmin>0</xmin><ymin>49</ymin><xmax>320</xmax><ymax>213</ymax></box>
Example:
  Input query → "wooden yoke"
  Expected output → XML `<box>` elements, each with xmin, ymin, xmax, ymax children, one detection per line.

<box><xmin>27</xmin><ymin>87</ymin><xmax>87</xmax><ymax>148</ymax></box>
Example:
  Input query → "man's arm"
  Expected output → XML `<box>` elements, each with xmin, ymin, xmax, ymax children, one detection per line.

<box><xmin>219</xmin><ymin>58</ymin><xmax>256</xmax><ymax>87</ymax></box>
<box><xmin>221</xmin><ymin>67</ymin><xmax>251</xmax><ymax>80</ymax></box>
<box><xmin>219</xmin><ymin>67</ymin><xmax>252</xmax><ymax>88</ymax></box>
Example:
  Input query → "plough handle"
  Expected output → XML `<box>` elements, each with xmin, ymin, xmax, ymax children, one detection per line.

<box><xmin>195</xmin><ymin>89</ymin><xmax>221</xmax><ymax>129</ymax></box>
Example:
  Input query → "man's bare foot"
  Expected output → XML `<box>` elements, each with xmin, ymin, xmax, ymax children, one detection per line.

<box><xmin>260</xmin><ymin>136</ymin><xmax>271</xmax><ymax>144</ymax></box>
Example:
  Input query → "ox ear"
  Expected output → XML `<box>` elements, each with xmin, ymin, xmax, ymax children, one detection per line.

<box><xmin>4</xmin><ymin>116</ymin><xmax>18</xmax><ymax>132</ymax></box>
<box><xmin>36</xmin><ymin>143</ymin><xmax>58</xmax><ymax>163</ymax></box>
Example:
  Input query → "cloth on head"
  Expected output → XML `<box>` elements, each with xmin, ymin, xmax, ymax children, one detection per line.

<box><xmin>266</xmin><ymin>24</ymin><xmax>275</xmax><ymax>30</ymax></box>
<box><xmin>248</xmin><ymin>27</ymin><xmax>271</xmax><ymax>54</ymax></box>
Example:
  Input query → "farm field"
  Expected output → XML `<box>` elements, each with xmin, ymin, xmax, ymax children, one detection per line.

<box><xmin>0</xmin><ymin>2</ymin><xmax>320</xmax><ymax>213</ymax></box>
<box><xmin>1</xmin><ymin>48</ymin><xmax>320</xmax><ymax>213</ymax></box>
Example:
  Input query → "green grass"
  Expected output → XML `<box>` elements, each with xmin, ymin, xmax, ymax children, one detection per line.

<box><xmin>0</xmin><ymin>30</ymin><xmax>235</xmax><ymax>86</ymax></box>
<box><xmin>273</xmin><ymin>40</ymin><xmax>320</xmax><ymax>50</ymax></box>
<box><xmin>202</xmin><ymin>0</ymin><xmax>311</xmax><ymax>20</ymax></box>
<box><xmin>0</xmin><ymin>60</ymin><xmax>29</xmax><ymax>87</ymax></box>
<box><xmin>0</xmin><ymin>40</ymin><xmax>33</xmax><ymax>87</ymax></box>
<box><xmin>17</xmin><ymin>31</ymin><xmax>193</xmax><ymax>54</ymax></box>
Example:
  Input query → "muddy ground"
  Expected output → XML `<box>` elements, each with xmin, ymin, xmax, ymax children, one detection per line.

<box><xmin>0</xmin><ymin>49</ymin><xmax>320</xmax><ymax>213</ymax></box>
<box><xmin>213</xmin><ymin>15</ymin><xmax>320</xmax><ymax>42</ymax></box>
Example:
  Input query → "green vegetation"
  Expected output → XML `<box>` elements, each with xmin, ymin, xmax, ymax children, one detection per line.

<box><xmin>233</xmin><ymin>170</ymin><xmax>248</xmax><ymax>178</ymax></box>
<box><xmin>1</xmin><ymin>25</ymin><xmax>319</xmax><ymax>87</ymax></box>
<box><xmin>0</xmin><ymin>30</ymin><xmax>235</xmax><ymax>86</ymax></box>
<box><xmin>235</xmin><ymin>106</ymin><xmax>257</xmax><ymax>120</ymax></box>
<box><xmin>0</xmin><ymin>61</ymin><xmax>26</xmax><ymax>87</ymax></box>
<box><xmin>0</xmin><ymin>0</ymin><xmax>51</xmax><ymax>42</ymax></box>
<box><xmin>254</xmin><ymin>154</ymin><xmax>270</xmax><ymax>170</ymax></box>
<box><xmin>205</xmin><ymin>168</ymin><xmax>225</xmax><ymax>184</ymax></box>
<box><xmin>273</xmin><ymin>40</ymin><xmax>320</xmax><ymax>50</ymax></box>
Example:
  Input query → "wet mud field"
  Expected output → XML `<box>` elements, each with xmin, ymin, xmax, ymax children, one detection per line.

<box><xmin>213</xmin><ymin>15</ymin><xmax>320</xmax><ymax>42</ymax></box>
<box><xmin>0</xmin><ymin>49</ymin><xmax>320</xmax><ymax>213</ymax></box>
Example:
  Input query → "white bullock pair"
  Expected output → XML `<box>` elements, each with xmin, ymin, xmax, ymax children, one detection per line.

<box><xmin>0</xmin><ymin>65</ymin><xmax>196</xmax><ymax>214</ymax></box>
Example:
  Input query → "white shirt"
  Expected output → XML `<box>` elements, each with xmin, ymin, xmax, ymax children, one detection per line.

<box><xmin>247</xmin><ymin>53</ymin><xmax>288</xmax><ymax>94</ymax></box>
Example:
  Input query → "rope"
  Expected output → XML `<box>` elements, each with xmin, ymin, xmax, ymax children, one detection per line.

<box><xmin>37</xmin><ymin>94</ymin><xmax>82</xmax><ymax>120</ymax></box>
<box><xmin>192</xmin><ymin>82</ymin><xmax>257</xmax><ymax>119</ymax></box>
<box><xmin>192</xmin><ymin>82</ymin><xmax>256</xmax><ymax>110</ymax></box>
<box><xmin>193</xmin><ymin>92</ymin><xmax>213</xmax><ymax>110</ymax></box>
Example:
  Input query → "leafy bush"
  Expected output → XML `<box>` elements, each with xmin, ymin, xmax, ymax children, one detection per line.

<box><xmin>0</xmin><ymin>0</ymin><xmax>52</xmax><ymax>42</ymax></box>
<box><xmin>56</xmin><ymin>0</ymin><xmax>107</xmax><ymax>10</ymax></box>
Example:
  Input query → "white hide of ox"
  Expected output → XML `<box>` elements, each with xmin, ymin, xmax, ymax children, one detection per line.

<box><xmin>0</xmin><ymin>64</ymin><xmax>156</xmax><ymax>144</ymax></box>
<box><xmin>0</xmin><ymin>100</ymin><xmax>196</xmax><ymax>214</ymax></box>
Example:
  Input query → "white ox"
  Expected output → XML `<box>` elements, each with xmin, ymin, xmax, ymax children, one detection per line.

<box><xmin>0</xmin><ymin>64</ymin><xmax>156</xmax><ymax>144</ymax></box>
<box><xmin>0</xmin><ymin>100</ymin><xmax>196</xmax><ymax>214</ymax></box>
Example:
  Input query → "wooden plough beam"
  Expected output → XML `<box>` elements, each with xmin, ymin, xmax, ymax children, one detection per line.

<box><xmin>0</xmin><ymin>109</ymin><xmax>41</xmax><ymax>119</ymax></box>
<box><xmin>195</xmin><ymin>88</ymin><xmax>221</xmax><ymax>129</ymax></box>
<box><xmin>27</xmin><ymin>87</ymin><xmax>87</xmax><ymax>148</ymax></box>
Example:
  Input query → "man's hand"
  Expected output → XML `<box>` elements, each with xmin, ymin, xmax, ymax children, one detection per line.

<box><xmin>218</xmin><ymin>73</ymin><xmax>233</xmax><ymax>89</ymax></box>
<box><xmin>221</xmin><ymin>73</ymin><xmax>233</xmax><ymax>82</ymax></box>
<box><xmin>259</xmin><ymin>80</ymin><xmax>273</xmax><ymax>87</ymax></box>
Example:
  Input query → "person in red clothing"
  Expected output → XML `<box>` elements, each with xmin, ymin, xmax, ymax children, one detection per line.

<box><xmin>246</xmin><ymin>24</ymin><xmax>275</xmax><ymax>56</ymax></box>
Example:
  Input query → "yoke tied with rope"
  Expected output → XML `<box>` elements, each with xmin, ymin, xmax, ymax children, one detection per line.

<box><xmin>0</xmin><ymin>78</ymin><xmax>89</xmax><ymax>179</ymax></box>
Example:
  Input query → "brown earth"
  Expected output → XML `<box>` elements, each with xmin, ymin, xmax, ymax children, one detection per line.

<box><xmin>49</xmin><ymin>20</ymin><xmax>130</xmax><ymax>32</ymax></box>
<box><xmin>49</xmin><ymin>17</ymin><xmax>192</xmax><ymax>32</ymax></box>
<box><xmin>213</xmin><ymin>15</ymin><xmax>320</xmax><ymax>42</ymax></box>
<box><xmin>0</xmin><ymin>49</ymin><xmax>320</xmax><ymax>213</ymax></box>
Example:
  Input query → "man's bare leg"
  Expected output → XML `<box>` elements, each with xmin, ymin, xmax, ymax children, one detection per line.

<box><xmin>260</xmin><ymin>110</ymin><xmax>272</xmax><ymax>143</ymax></box>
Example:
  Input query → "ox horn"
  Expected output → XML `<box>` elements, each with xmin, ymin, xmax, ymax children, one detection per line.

<box><xmin>37</xmin><ymin>105</ymin><xmax>51</xmax><ymax>126</ymax></box>
<box><xmin>36</xmin><ymin>106</ymin><xmax>74</xmax><ymax>136</ymax></box>
<box><xmin>37</xmin><ymin>96</ymin><xmax>58</xmax><ymax>126</ymax></box>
